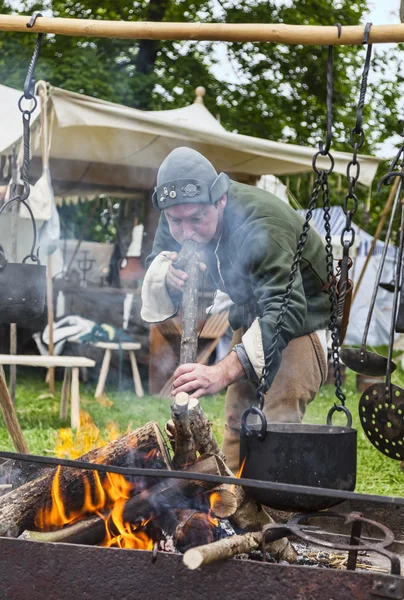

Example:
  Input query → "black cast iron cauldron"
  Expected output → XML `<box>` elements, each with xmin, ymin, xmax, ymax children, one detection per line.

<box><xmin>240</xmin><ymin>418</ymin><xmax>357</xmax><ymax>512</ymax></box>
<box><xmin>0</xmin><ymin>262</ymin><xmax>46</xmax><ymax>324</ymax></box>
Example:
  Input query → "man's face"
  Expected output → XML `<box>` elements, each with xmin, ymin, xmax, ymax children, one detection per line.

<box><xmin>164</xmin><ymin>202</ymin><xmax>220</xmax><ymax>246</ymax></box>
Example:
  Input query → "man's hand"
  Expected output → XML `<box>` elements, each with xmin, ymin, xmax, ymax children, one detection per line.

<box><xmin>165</xmin><ymin>251</ymin><xmax>206</xmax><ymax>295</ymax></box>
<box><xmin>172</xmin><ymin>351</ymin><xmax>245</xmax><ymax>398</ymax></box>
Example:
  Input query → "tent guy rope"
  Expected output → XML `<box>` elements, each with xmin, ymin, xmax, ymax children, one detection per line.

<box><xmin>2</xmin><ymin>15</ymin><xmax>404</xmax><ymax>45</ymax></box>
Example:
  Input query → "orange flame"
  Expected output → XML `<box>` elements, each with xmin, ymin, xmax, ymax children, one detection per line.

<box><xmin>229</xmin><ymin>457</ymin><xmax>246</xmax><ymax>495</ymax></box>
<box><xmin>36</xmin><ymin>413</ymin><xmax>153</xmax><ymax>550</ymax></box>
<box><xmin>207</xmin><ymin>492</ymin><xmax>220</xmax><ymax>527</ymax></box>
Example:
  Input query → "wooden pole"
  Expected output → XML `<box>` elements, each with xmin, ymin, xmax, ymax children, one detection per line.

<box><xmin>177</xmin><ymin>239</ymin><xmax>200</xmax><ymax>365</ymax></box>
<box><xmin>2</xmin><ymin>16</ymin><xmax>404</xmax><ymax>45</ymax></box>
<box><xmin>352</xmin><ymin>177</ymin><xmax>400</xmax><ymax>303</ymax></box>
<box><xmin>38</xmin><ymin>83</ymin><xmax>55</xmax><ymax>395</ymax></box>
<box><xmin>9</xmin><ymin>150</ymin><xmax>18</xmax><ymax>404</ymax></box>
<box><xmin>0</xmin><ymin>373</ymin><xmax>29</xmax><ymax>453</ymax></box>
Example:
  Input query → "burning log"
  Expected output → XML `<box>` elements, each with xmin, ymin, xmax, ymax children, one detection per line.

<box><xmin>207</xmin><ymin>486</ymin><xmax>238</xmax><ymax>519</ymax></box>
<box><xmin>173</xmin><ymin>509</ymin><xmax>215</xmax><ymax>552</ymax></box>
<box><xmin>19</xmin><ymin>455</ymin><xmax>223</xmax><ymax>547</ymax></box>
<box><xmin>0</xmin><ymin>421</ymin><xmax>171</xmax><ymax>537</ymax></box>
<box><xmin>213</xmin><ymin>456</ymin><xmax>296</xmax><ymax>563</ymax></box>
<box><xmin>171</xmin><ymin>392</ymin><xmax>197</xmax><ymax>468</ymax></box>
<box><xmin>183</xmin><ymin>530</ymin><xmax>263</xmax><ymax>570</ymax></box>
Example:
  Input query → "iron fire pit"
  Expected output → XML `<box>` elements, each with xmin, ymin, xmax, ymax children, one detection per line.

<box><xmin>0</xmin><ymin>535</ymin><xmax>403</xmax><ymax>600</ymax></box>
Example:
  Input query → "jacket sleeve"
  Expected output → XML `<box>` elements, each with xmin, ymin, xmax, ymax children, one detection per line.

<box><xmin>239</xmin><ymin>225</ymin><xmax>307</xmax><ymax>388</ymax></box>
<box><xmin>141</xmin><ymin>213</ymin><xmax>182</xmax><ymax>323</ymax></box>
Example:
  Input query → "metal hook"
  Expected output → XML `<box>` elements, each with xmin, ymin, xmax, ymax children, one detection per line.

<box><xmin>335</xmin><ymin>23</ymin><xmax>342</xmax><ymax>39</ymax></box>
<box><xmin>362</xmin><ymin>22</ymin><xmax>372</xmax><ymax>45</ymax></box>
<box><xmin>26</xmin><ymin>12</ymin><xmax>43</xmax><ymax>28</ymax></box>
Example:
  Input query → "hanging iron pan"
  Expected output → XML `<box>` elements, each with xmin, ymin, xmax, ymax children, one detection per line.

<box><xmin>340</xmin><ymin>178</ymin><xmax>403</xmax><ymax>376</ymax></box>
<box><xmin>240</xmin><ymin>407</ymin><xmax>356</xmax><ymax>512</ymax></box>
<box><xmin>0</xmin><ymin>254</ymin><xmax>46</xmax><ymax>325</ymax></box>
<box><xmin>359</xmin><ymin>175</ymin><xmax>404</xmax><ymax>460</ymax></box>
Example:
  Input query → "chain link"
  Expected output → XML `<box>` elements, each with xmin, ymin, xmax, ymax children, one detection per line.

<box><xmin>0</xmin><ymin>29</ymin><xmax>43</xmax><ymax>264</ymax></box>
<box><xmin>321</xmin><ymin>177</ymin><xmax>346</xmax><ymax>405</ymax></box>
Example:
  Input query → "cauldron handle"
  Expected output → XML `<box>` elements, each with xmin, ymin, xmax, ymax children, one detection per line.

<box><xmin>326</xmin><ymin>404</ymin><xmax>353</xmax><ymax>428</ymax></box>
<box><xmin>241</xmin><ymin>407</ymin><xmax>267</xmax><ymax>439</ymax></box>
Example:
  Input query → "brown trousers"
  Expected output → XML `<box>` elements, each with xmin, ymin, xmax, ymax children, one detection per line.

<box><xmin>222</xmin><ymin>330</ymin><xmax>328</xmax><ymax>472</ymax></box>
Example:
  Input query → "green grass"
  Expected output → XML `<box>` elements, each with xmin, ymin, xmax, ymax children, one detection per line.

<box><xmin>0</xmin><ymin>367</ymin><xmax>402</xmax><ymax>497</ymax></box>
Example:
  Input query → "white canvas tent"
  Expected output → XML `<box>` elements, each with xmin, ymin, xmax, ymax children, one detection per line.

<box><xmin>301</xmin><ymin>206</ymin><xmax>396</xmax><ymax>347</ymax></box>
<box><xmin>0</xmin><ymin>83</ymin><xmax>381</xmax><ymax>201</ymax></box>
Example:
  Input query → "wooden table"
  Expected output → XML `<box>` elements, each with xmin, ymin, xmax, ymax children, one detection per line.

<box><xmin>91</xmin><ymin>342</ymin><xmax>144</xmax><ymax>399</ymax></box>
<box><xmin>0</xmin><ymin>355</ymin><xmax>95</xmax><ymax>429</ymax></box>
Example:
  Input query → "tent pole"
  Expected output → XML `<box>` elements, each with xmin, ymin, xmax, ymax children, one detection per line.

<box><xmin>38</xmin><ymin>83</ymin><xmax>55</xmax><ymax>395</ymax></box>
<box><xmin>352</xmin><ymin>177</ymin><xmax>399</xmax><ymax>303</ymax></box>
<box><xmin>9</xmin><ymin>150</ymin><xmax>18</xmax><ymax>404</ymax></box>
<box><xmin>2</xmin><ymin>15</ymin><xmax>404</xmax><ymax>45</ymax></box>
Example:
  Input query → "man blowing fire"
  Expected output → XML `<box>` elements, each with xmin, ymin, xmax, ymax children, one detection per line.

<box><xmin>141</xmin><ymin>147</ymin><xmax>329</xmax><ymax>471</ymax></box>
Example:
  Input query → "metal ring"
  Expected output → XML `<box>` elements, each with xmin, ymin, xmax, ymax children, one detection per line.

<box><xmin>241</xmin><ymin>407</ymin><xmax>267</xmax><ymax>439</ymax></box>
<box><xmin>349</xmin><ymin>128</ymin><xmax>365</xmax><ymax>149</ymax></box>
<box><xmin>312</xmin><ymin>150</ymin><xmax>335</xmax><ymax>175</ymax></box>
<box><xmin>346</xmin><ymin>160</ymin><xmax>360</xmax><ymax>184</ymax></box>
<box><xmin>340</xmin><ymin>228</ymin><xmax>355</xmax><ymax>248</ymax></box>
<box><xmin>326</xmin><ymin>404</ymin><xmax>353</xmax><ymax>428</ymax></box>
<box><xmin>18</xmin><ymin>94</ymin><xmax>37</xmax><ymax>115</ymax></box>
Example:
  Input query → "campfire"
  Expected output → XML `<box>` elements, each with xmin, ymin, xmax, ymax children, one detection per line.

<box><xmin>0</xmin><ymin>392</ymin><xmax>296</xmax><ymax>566</ymax></box>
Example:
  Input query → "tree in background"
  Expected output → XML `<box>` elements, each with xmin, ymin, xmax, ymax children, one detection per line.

<box><xmin>1</xmin><ymin>0</ymin><xmax>403</xmax><ymax>235</ymax></box>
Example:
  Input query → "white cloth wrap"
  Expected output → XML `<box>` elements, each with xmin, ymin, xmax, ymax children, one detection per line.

<box><xmin>242</xmin><ymin>318</ymin><xmax>328</xmax><ymax>378</ymax></box>
<box><xmin>141</xmin><ymin>252</ymin><xmax>179</xmax><ymax>323</ymax></box>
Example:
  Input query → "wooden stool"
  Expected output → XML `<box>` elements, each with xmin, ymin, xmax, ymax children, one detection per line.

<box><xmin>92</xmin><ymin>342</ymin><xmax>144</xmax><ymax>398</ymax></box>
<box><xmin>0</xmin><ymin>355</ymin><xmax>95</xmax><ymax>430</ymax></box>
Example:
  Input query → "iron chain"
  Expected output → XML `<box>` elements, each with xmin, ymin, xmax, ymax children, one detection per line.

<box><xmin>341</xmin><ymin>26</ymin><xmax>373</xmax><ymax>253</ymax></box>
<box><xmin>256</xmin><ymin>174</ymin><xmax>324</xmax><ymax>408</ymax></box>
<box><xmin>0</xmin><ymin>27</ymin><xmax>44</xmax><ymax>264</ymax></box>
<box><xmin>321</xmin><ymin>177</ymin><xmax>346</xmax><ymax>406</ymax></box>
<box><xmin>255</xmin><ymin>41</ymin><xmax>347</xmax><ymax>414</ymax></box>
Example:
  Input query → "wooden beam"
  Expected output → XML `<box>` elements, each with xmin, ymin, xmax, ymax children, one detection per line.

<box><xmin>2</xmin><ymin>16</ymin><xmax>404</xmax><ymax>45</ymax></box>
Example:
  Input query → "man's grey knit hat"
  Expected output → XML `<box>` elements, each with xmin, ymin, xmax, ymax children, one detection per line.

<box><xmin>152</xmin><ymin>147</ymin><xmax>230</xmax><ymax>210</ymax></box>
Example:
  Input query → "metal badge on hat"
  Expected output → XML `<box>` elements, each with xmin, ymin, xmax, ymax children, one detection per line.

<box><xmin>181</xmin><ymin>183</ymin><xmax>201</xmax><ymax>198</ymax></box>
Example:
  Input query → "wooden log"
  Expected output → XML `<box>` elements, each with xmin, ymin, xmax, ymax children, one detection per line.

<box><xmin>207</xmin><ymin>485</ymin><xmax>238</xmax><ymax>519</ymax></box>
<box><xmin>173</xmin><ymin>509</ymin><xmax>215</xmax><ymax>553</ymax></box>
<box><xmin>19</xmin><ymin>455</ymin><xmax>222</xmax><ymax>546</ymax></box>
<box><xmin>2</xmin><ymin>16</ymin><xmax>404</xmax><ymax>45</ymax></box>
<box><xmin>188</xmin><ymin>397</ymin><xmax>225</xmax><ymax>461</ymax></box>
<box><xmin>0</xmin><ymin>421</ymin><xmax>171</xmax><ymax>537</ymax></box>
<box><xmin>214</xmin><ymin>455</ymin><xmax>296</xmax><ymax>563</ymax></box>
<box><xmin>171</xmin><ymin>392</ymin><xmax>197</xmax><ymax>468</ymax></box>
<box><xmin>177</xmin><ymin>239</ymin><xmax>200</xmax><ymax>365</ymax></box>
<box><xmin>183</xmin><ymin>530</ymin><xmax>263</xmax><ymax>569</ymax></box>
<box><xmin>0</xmin><ymin>373</ymin><xmax>29</xmax><ymax>454</ymax></box>
<box><xmin>19</xmin><ymin>514</ymin><xmax>104</xmax><ymax>545</ymax></box>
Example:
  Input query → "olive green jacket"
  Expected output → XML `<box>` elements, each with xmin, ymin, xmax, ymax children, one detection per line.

<box><xmin>142</xmin><ymin>181</ymin><xmax>329</xmax><ymax>388</ymax></box>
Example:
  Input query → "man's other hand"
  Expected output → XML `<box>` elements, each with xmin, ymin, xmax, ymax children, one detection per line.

<box><xmin>165</xmin><ymin>251</ymin><xmax>206</xmax><ymax>294</ymax></box>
